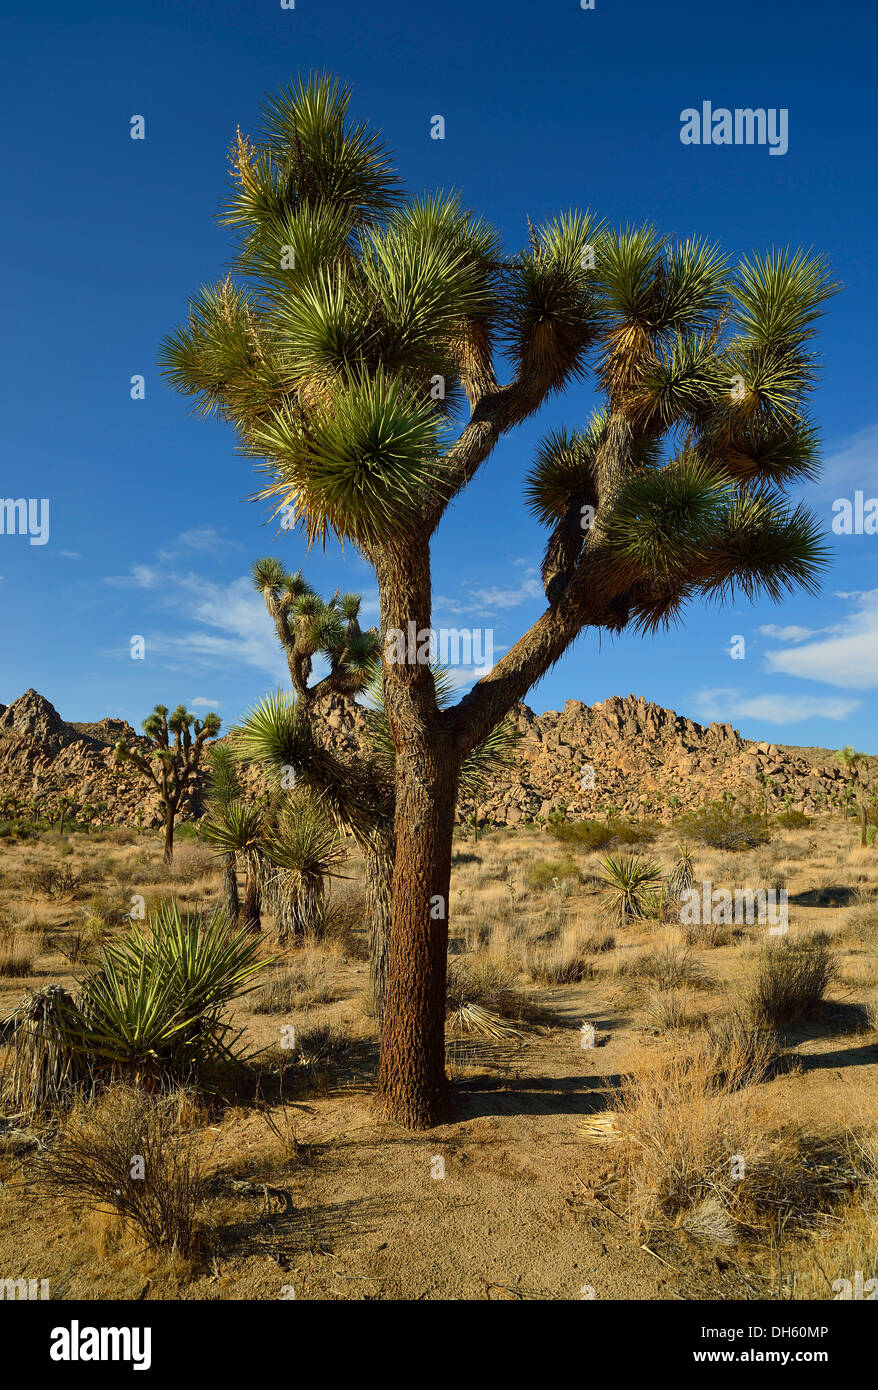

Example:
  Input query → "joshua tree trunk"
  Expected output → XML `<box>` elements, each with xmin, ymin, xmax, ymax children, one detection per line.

<box><xmin>163</xmin><ymin>810</ymin><xmax>175</xmax><ymax>865</ymax></box>
<box><xmin>861</xmin><ymin>806</ymin><xmax>868</xmax><ymax>848</ymax></box>
<box><xmin>364</xmin><ymin>827</ymin><xmax>395</xmax><ymax>1024</ymax></box>
<box><xmin>221</xmin><ymin>851</ymin><xmax>239</xmax><ymax>923</ymax></box>
<box><xmin>241</xmin><ymin>872</ymin><xmax>261</xmax><ymax>933</ymax></box>
<box><xmin>375</xmin><ymin>739</ymin><xmax>458</xmax><ymax>1128</ymax></box>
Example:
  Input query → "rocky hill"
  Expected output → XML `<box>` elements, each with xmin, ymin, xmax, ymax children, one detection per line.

<box><xmin>0</xmin><ymin>688</ymin><xmax>869</xmax><ymax>830</ymax></box>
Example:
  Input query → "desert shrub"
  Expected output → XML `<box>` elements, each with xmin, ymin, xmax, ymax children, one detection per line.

<box><xmin>168</xmin><ymin>841</ymin><xmax>215</xmax><ymax>883</ymax></box>
<box><xmin>294</xmin><ymin>1020</ymin><xmax>353</xmax><ymax>1069</ymax></box>
<box><xmin>775</xmin><ymin>808</ymin><xmax>810</xmax><ymax>828</ymax></box>
<box><xmin>525</xmin><ymin>858</ymin><xmax>583</xmax><ymax>890</ymax></box>
<box><xmin>680</xmin><ymin>918</ymin><xmax>737</xmax><ymax>948</ymax></box>
<box><xmin>446</xmin><ymin>954</ymin><xmax>529</xmax><ymax>1020</ymax></box>
<box><xmin>252</xmin><ymin>952</ymin><xmax>339</xmax><ymax>1013</ymax></box>
<box><xmin>618</xmin><ymin>943</ymin><xmax>716</xmax><ymax>993</ymax></box>
<box><xmin>749</xmin><ymin>936</ymin><xmax>836</xmax><ymax>1027</ymax></box>
<box><xmin>548</xmin><ymin>819</ymin><xmax>614</xmax><ymax>851</ymax></box>
<box><xmin>579</xmin><ymin>927</ymin><xmax>616</xmax><ymax>954</ymax></box>
<box><xmin>597</xmin><ymin>854</ymin><xmax>663</xmax><ymax>924</ymax></box>
<box><xmin>524</xmin><ymin>934</ymin><xmax>595</xmax><ymax>985</ymax></box>
<box><xmin>638</xmin><ymin>987</ymin><xmax>707</xmax><ymax>1032</ymax></box>
<box><xmin>34</xmin><ymin>1085</ymin><xmax>206</xmax><ymax>1257</ymax></box>
<box><xmin>706</xmin><ymin>1011</ymin><xmax>779</xmax><ymax>1088</ymax></box>
<box><xmin>30</xmin><ymin>865</ymin><xmax>83</xmax><ymax>898</ymax></box>
<box><xmin>614</xmin><ymin>1041</ymin><xmax>843</xmax><ymax>1242</ymax></box>
<box><xmin>675</xmin><ymin>801</ymin><xmax>771</xmax><ymax>852</ymax></box>
<box><xmin>0</xmin><ymin>930</ymin><xmax>40</xmax><ymax>978</ymax></box>
<box><xmin>844</xmin><ymin>891</ymin><xmax>878</xmax><ymax>945</ymax></box>
<box><xmin>81</xmin><ymin>890</ymin><xmax>132</xmax><ymax>930</ymax></box>
<box><xmin>606</xmin><ymin>817</ymin><xmax>657</xmax><ymax>846</ymax></box>
<box><xmin>319</xmin><ymin>893</ymin><xmax>369</xmax><ymax>959</ymax></box>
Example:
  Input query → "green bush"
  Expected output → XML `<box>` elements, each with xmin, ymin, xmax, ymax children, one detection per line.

<box><xmin>675</xmin><ymin>801</ymin><xmax>771</xmax><ymax>852</ymax></box>
<box><xmin>776</xmin><ymin>808</ymin><xmax>810</xmax><ymax>828</ymax></box>
<box><xmin>526</xmin><ymin>857</ymin><xmax>583</xmax><ymax>889</ymax></box>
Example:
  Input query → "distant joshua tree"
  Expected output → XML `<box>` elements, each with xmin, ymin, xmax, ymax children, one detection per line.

<box><xmin>838</xmin><ymin>745</ymin><xmax>870</xmax><ymax>845</ymax></box>
<box><xmin>115</xmin><ymin>705</ymin><xmax>220</xmax><ymax>863</ymax></box>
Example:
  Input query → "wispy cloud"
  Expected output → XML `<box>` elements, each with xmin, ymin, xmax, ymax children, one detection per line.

<box><xmin>106</xmin><ymin>562</ymin><xmax>287</xmax><ymax>683</ymax></box>
<box><xmin>764</xmin><ymin>590</ymin><xmax>878</xmax><ymax>689</ymax></box>
<box><xmin>435</xmin><ymin>566</ymin><xmax>543</xmax><ymax>617</ymax></box>
<box><xmin>190</xmin><ymin>696</ymin><xmax>221</xmax><ymax>708</ymax></box>
<box><xmin>694</xmin><ymin>687</ymin><xmax>861</xmax><ymax>726</ymax></box>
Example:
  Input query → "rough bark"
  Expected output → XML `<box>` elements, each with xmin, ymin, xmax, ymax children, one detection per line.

<box><xmin>364</xmin><ymin>827</ymin><xmax>395</xmax><ymax>1024</ymax></box>
<box><xmin>221</xmin><ymin>852</ymin><xmax>239</xmax><ymax>924</ymax></box>
<box><xmin>375</xmin><ymin>738</ymin><xmax>457</xmax><ymax>1127</ymax></box>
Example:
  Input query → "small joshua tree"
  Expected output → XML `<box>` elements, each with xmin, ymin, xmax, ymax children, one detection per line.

<box><xmin>203</xmin><ymin>744</ymin><xmax>244</xmax><ymax>922</ymax></box>
<box><xmin>115</xmin><ymin>705</ymin><xmax>221</xmax><ymax>863</ymax></box>
<box><xmin>838</xmin><ymin>745</ymin><xmax>869</xmax><ymax>845</ymax></box>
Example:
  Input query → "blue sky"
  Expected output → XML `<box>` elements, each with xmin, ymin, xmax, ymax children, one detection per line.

<box><xmin>2</xmin><ymin>0</ymin><xmax>877</xmax><ymax>749</ymax></box>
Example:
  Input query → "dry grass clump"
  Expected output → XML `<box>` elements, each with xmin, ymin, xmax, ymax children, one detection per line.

<box><xmin>524</xmin><ymin>932</ymin><xmax>596</xmax><ymax>985</ymax></box>
<box><xmin>639</xmin><ymin>987</ymin><xmax>708</xmax><ymax>1032</ymax></box>
<box><xmin>749</xmin><ymin>935</ymin><xmax>836</xmax><ymax>1027</ymax></box>
<box><xmin>167</xmin><ymin>842</ymin><xmax>216</xmax><ymax>885</ymax></box>
<box><xmin>294</xmin><ymin>1019</ymin><xmax>353</xmax><ymax>1069</ymax></box>
<box><xmin>843</xmin><ymin>890</ymin><xmax>878</xmax><ymax>946</ymax></box>
<box><xmin>0</xmin><ymin>930</ymin><xmax>40</xmax><ymax>977</ymax></box>
<box><xmin>525</xmin><ymin>858</ymin><xmax>582</xmax><ymax>890</ymax></box>
<box><xmin>33</xmin><ymin>1084</ymin><xmax>207</xmax><ymax>1258</ymax></box>
<box><xmin>617</xmin><ymin>942</ymin><xmax>716</xmax><ymax>994</ymax></box>
<box><xmin>790</xmin><ymin>1131</ymin><xmax>878</xmax><ymax>1299</ymax></box>
<box><xmin>252</xmin><ymin>951</ymin><xmax>340</xmax><ymax>1013</ymax></box>
<box><xmin>317</xmin><ymin>894</ymin><xmax>369</xmax><ymax>959</ymax></box>
<box><xmin>446</xmin><ymin>953</ymin><xmax>530</xmax><ymax>1020</ymax></box>
<box><xmin>613</xmin><ymin>1041</ymin><xmax>846</xmax><ymax>1244</ymax></box>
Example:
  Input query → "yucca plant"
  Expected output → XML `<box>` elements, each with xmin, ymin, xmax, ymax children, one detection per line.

<box><xmin>667</xmin><ymin>841</ymin><xmax>696</xmax><ymax>900</ymax></box>
<box><xmin>70</xmin><ymin>903</ymin><xmax>271</xmax><ymax>1080</ymax></box>
<box><xmin>260</xmin><ymin>790</ymin><xmax>346</xmax><ymax>942</ymax></box>
<box><xmin>598</xmin><ymin>854</ymin><xmax>663</xmax><ymax>926</ymax></box>
<box><xmin>162</xmin><ymin>71</ymin><xmax>836</xmax><ymax>1127</ymax></box>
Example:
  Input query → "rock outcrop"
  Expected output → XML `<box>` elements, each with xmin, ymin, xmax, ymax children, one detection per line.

<box><xmin>0</xmin><ymin>688</ymin><xmax>867</xmax><ymax>829</ymax></box>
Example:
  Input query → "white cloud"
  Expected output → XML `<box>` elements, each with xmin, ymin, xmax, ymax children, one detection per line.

<box><xmin>106</xmin><ymin>563</ymin><xmax>288</xmax><ymax>683</ymax></box>
<box><xmin>694</xmin><ymin>687</ymin><xmax>861</xmax><ymax>726</ymax></box>
<box><xmin>190</xmin><ymin>696</ymin><xmax>221</xmax><ymax>708</ymax></box>
<box><xmin>758</xmin><ymin>624</ymin><xmax>822</xmax><ymax>643</ymax></box>
<box><xmin>435</xmin><ymin>567</ymin><xmax>544</xmax><ymax>617</ymax></box>
<box><xmin>764</xmin><ymin>589</ymin><xmax>878</xmax><ymax>689</ymax></box>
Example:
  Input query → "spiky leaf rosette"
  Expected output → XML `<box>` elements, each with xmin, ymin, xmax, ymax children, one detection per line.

<box><xmin>500</xmin><ymin>211</ymin><xmax>603</xmax><ymax>391</ymax></box>
<box><xmin>223</xmin><ymin>72</ymin><xmax>402</xmax><ymax>236</ymax></box>
<box><xmin>260</xmin><ymin>789</ymin><xmax>346</xmax><ymax>887</ymax></box>
<box><xmin>255</xmin><ymin>367</ymin><xmax>447</xmax><ymax>546</ymax></box>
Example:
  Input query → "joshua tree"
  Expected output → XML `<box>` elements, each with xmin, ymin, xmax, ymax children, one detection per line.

<box><xmin>838</xmin><ymin>745</ymin><xmax>869</xmax><ymax>844</ymax></box>
<box><xmin>162</xmin><ymin>73</ymin><xmax>835</xmax><ymax>1126</ymax></box>
<box><xmin>115</xmin><ymin>705</ymin><xmax>220</xmax><ymax>863</ymax></box>
<box><xmin>201</xmin><ymin>798</ymin><xmax>265</xmax><ymax>931</ymax></box>
<box><xmin>203</xmin><ymin>744</ymin><xmax>243</xmax><ymax>922</ymax></box>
